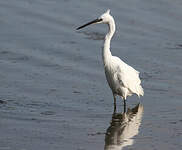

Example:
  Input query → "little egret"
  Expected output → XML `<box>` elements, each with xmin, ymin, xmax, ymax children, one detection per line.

<box><xmin>76</xmin><ymin>9</ymin><xmax>144</xmax><ymax>112</ymax></box>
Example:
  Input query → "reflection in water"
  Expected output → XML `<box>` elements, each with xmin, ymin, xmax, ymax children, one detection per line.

<box><xmin>104</xmin><ymin>103</ymin><xmax>143</xmax><ymax>150</ymax></box>
<box><xmin>79</xmin><ymin>31</ymin><xmax>105</xmax><ymax>40</ymax></box>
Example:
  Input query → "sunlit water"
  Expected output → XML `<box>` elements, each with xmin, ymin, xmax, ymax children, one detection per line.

<box><xmin>0</xmin><ymin>0</ymin><xmax>182</xmax><ymax>150</ymax></box>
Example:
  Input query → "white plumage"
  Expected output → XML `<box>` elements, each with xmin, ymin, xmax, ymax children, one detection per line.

<box><xmin>104</xmin><ymin>55</ymin><xmax>144</xmax><ymax>100</ymax></box>
<box><xmin>77</xmin><ymin>9</ymin><xmax>144</xmax><ymax>110</ymax></box>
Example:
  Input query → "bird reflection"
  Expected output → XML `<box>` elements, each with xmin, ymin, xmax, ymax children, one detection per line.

<box><xmin>104</xmin><ymin>103</ymin><xmax>143</xmax><ymax>150</ymax></box>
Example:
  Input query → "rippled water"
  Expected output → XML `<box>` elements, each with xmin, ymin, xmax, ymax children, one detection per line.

<box><xmin>0</xmin><ymin>0</ymin><xmax>182</xmax><ymax>150</ymax></box>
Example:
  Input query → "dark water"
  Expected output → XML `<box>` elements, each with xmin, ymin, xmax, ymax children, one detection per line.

<box><xmin>0</xmin><ymin>0</ymin><xmax>182</xmax><ymax>149</ymax></box>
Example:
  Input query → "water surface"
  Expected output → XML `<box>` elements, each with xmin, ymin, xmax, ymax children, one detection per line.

<box><xmin>0</xmin><ymin>0</ymin><xmax>182</xmax><ymax>149</ymax></box>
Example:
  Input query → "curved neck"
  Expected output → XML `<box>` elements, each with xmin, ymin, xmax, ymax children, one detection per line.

<box><xmin>102</xmin><ymin>17</ymin><xmax>115</xmax><ymax>65</ymax></box>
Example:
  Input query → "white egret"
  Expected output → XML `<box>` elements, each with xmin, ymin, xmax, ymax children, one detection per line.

<box><xmin>76</xmin><ymin>9</ymin><xmax>144</xmax><ymax>111</ymax></box>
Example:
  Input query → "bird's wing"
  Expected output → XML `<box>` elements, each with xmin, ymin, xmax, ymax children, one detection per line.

<box><xmin>113</xmin><ymin>56</ymin><xmax>143</xmax><ymax>96</ymax></box>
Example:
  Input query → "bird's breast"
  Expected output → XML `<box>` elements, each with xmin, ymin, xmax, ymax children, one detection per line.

<box><xmin>104</xmin><ymin>65</ymin><xmax>120</xmax><ymax>92</ymax></box>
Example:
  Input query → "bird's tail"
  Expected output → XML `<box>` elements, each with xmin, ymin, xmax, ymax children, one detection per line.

<box><xmin>137</xmin><ymin>85</ymin><xmax>144</xmax><ymax>97</ymax></box>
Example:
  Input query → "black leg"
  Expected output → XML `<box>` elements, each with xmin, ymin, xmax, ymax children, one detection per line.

<box><xmin>123</xmin><ymin>99</ymin><xmax>126</xmax><ymax>113</ymax></box>
<box><xmin>113</xmin><ymin>94</ymin><xmax>116</xmax><ymax>113</ymax></box>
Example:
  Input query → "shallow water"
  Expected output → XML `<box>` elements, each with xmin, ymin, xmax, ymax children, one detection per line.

<box><xmin>0</xmin><ymin>0</ymin><xmax>182</xmax><ymax>150</ymax></box>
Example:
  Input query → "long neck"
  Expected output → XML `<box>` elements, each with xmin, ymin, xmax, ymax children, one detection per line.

<box><xmin>102</xmin><ymin>18</ymin><xmax>116</xmax><ymax>66</ymax></box>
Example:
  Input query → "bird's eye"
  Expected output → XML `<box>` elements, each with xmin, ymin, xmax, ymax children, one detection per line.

<box><xmin>98</xmin><ymin>18</ymin><xmax>103</xmax><ymax>22</ymax></box>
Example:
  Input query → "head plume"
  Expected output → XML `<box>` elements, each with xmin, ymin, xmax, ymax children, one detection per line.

<box><xmin>106</xmin><ymin>9</ymin><xmax>110</xmax><ymax>14</ymax></box>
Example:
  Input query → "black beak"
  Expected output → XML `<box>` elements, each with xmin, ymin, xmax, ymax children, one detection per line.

<box><xmin>76</xmin><ymin>18</ymin><xmax>102</xmax><ymax>30</ymax></box>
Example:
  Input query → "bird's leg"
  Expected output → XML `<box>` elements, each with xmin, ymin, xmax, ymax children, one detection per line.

<box><xmin>123</xmin><ymin>99</ymin><xmax>126</xmax><ymax>113</ymax></box>
<box><xmin>113</xmin><ymin>93</ymin><xmax>116</xmax><ymax>113</ymax></box>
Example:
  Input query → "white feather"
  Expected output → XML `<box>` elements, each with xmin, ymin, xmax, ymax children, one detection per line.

<box><xmin>77</xmin><ymin>9</ymin><xmax>144</xmax><ymax>103</ymax></box>
<box><xmin>100</xmin><ymin>10</ymin><xmax>144</xmax><ymax>100</ymax></box>
<box><xmin>104</xmin><ymin>56</ymin><xmax>144</xmax><ymax>100</ymax></box>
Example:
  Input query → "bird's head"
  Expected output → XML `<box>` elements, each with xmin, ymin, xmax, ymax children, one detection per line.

<box><xmin>76</xmin><ymin>9</ymin><xmax>113</xmax><ymax>30</ymax></box>
<box><xmin>99</xmin><ymin>9</ymin><xmax>112</xmax><ymax>24</ymax></box>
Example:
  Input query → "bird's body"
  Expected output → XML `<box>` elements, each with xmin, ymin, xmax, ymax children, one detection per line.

<box><xmin>77</xmin><ymin>9</ymin><xmax>144</xmax><ymax>111</ymax></box>
<box><xmin>104</xmin><ymin>55</ymin><xmax>143</xmax><ymax>100</ymax></box>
